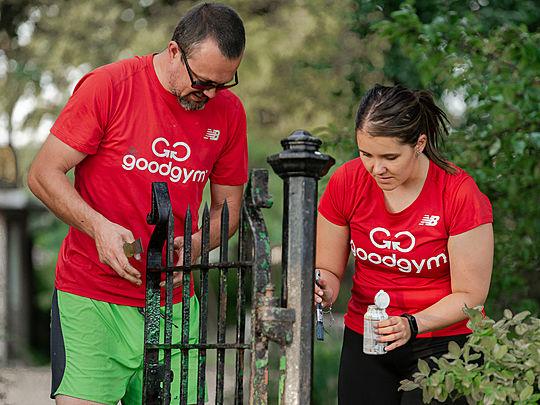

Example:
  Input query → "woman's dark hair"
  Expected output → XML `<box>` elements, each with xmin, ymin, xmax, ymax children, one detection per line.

<box><xmin>171</xmin><ymin>2</ymin><xmax>245</xmax><ymax>59</ymax></box>
<box><xmin>355</xmin><ymin>84</ymin><xmax>457</xmax><ymax>174</ymax></box>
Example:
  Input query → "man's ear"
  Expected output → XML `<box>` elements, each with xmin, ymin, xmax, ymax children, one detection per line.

<box><xmin>167</xmin><ymin>41</ymin><xmax>181</xmax><ymax>61</ymax></box>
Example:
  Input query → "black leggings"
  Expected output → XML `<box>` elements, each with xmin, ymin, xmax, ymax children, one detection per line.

<box><xmin>338</xmin><ymin>327</ymin><xmax>469</xmax><ymax>405</ymax></box>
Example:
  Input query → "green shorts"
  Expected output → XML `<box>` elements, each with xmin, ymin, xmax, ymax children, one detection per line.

<box><xmin>51</xmin><ymin>289</ymin><xmax>201</xmax><ymax>405</ymax></box>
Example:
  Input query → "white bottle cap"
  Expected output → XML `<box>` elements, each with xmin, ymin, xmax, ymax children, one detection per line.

<box><xmin>374</xmin><ymin>289</ymin><xmax>390</xmax><ymax>309</ymax></box>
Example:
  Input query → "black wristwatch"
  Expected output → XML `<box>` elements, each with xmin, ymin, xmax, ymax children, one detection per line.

<box><xmin>400</xmin><ymin>313</ymin><xmax>418</xmax><ymax>340</ymax></box>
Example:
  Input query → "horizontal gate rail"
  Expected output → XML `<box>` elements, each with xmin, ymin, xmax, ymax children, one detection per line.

<box><xmin>146</xmin><ymin>262</ymin><xmax>252</xmax><ymax>272</ymax></box>
<box><xmin>145</xmin><ymin>343</ymin><xmax>250</xmax><ymax>350</ymax></box>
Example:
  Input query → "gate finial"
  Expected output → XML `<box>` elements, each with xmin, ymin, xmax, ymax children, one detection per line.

<box><xmin>267</xmin><ymin>130</ymin><xmax>335</xmax><ymax>179</ymax></box>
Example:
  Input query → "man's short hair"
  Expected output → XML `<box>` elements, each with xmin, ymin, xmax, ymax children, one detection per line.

<box><xmin>172</xmin><ymin>2</ymin><xmax>245</xmax><ymax>59</ymax></box>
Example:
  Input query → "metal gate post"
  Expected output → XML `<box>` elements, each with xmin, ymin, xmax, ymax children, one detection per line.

<box><xmin>267</xmin><ymin>130</ymin><xmax>334</xmax><ymax>405</ymax></box>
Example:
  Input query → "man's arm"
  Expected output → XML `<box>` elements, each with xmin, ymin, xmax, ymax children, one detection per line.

<box><xmin>28</xmin><ymin>134</ymin><xmax>142</xmax><ymax>285</ymax></box>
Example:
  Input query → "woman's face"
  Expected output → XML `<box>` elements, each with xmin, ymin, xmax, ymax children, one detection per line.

<box><xmin>356</xmin><ymin>130</ymin><xmax>426</xmax><ymax>192</ymax></box>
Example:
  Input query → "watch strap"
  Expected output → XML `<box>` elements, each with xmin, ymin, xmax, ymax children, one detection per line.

<box><xmin>400</xmin><ymin>313</ymin><xmax>418</xmax><ymax>340</ymax></box>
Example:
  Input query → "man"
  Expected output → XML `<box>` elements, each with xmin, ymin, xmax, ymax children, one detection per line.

<box><xmin>28</xmin><ymin>3</ymin><xmax>247</xmax><ymax>404</ymax></box>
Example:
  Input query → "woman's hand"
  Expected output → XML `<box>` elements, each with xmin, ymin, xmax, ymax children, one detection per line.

<box><xmin>376</xmin><ymin>316</ymin><xmax>413</xmax><ymax>351</ymax></box>
<box><xmin>314</xmin><ymin>272</ymin><xmax>334</xmax><ymax>309</ymax></box>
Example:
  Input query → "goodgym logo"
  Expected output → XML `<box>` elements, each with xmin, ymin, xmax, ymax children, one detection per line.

<box><xmin>121</xmin><ymin>137</ymin><xmax>208</xmax><ymax>184</ymax></box>
<box><xmin>350</xmin><ymin>226</ymin><xmax>448</xmax><ymax>274</ymax></box>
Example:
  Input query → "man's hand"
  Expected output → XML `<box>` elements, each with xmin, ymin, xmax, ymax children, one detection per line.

<box><xmin>161</xmin><ymin>233</ymin><xmax>202</xmax><ymax>288</ymax></box>
<box><xmin>94</xmin><ymin>219</ymin><xmax>142</xmax><ymax>286</ymax></box>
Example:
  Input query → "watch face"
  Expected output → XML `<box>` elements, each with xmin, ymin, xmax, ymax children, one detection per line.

<box><xmin>374</xmin><ymin>290</ymin><xmax>390</xmax><ymax>309</ymax></box>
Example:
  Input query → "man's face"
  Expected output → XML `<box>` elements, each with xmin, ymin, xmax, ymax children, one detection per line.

<box><xmin>167</xmin><ymin>38</ymin><xmax>242</xmax><ymax>111</ymax></box>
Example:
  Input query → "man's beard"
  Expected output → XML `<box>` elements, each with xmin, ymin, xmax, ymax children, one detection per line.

<box><xmin>168</xmin><ymin>73</ymin><xmax>209</xmax><ymax>111</ymax></box>
<box><xmin>175</xmin><ymin>91</ymin><xmax>209</xmax><ymax>111</ymax></box>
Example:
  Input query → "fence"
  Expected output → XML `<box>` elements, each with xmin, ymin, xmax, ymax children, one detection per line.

<box><xmin>142</xmin><ymin>130</ymin><xmax>334</xmax><ymax>404</ymax></box>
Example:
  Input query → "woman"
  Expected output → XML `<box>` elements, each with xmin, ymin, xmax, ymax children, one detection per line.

<box><xmin>314</xmin><ymin>84</ymin><xmax>493</xmax><ymax>404</ymax></box>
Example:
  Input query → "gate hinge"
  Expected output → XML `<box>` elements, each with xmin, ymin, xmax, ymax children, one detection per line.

<box><xmin>256</xmin><ymin>284</ymin><xmax>295</xmax><ymax>346</ymax></box>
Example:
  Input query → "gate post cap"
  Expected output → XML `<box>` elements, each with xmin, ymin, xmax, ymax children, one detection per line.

<box><xmin>267</xmin><ymin>129</ymin><xmax>335</xmax><ymax>179</ymax></box>
<box><xmin>280</xmin><ymin>130</ymin><xmax>322</xmax><ymax>151</ymax></box>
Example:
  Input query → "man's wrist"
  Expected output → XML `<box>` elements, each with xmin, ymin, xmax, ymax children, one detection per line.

<box><xmin>400</xmin><ymin>313</ymin><xmax>418</xmax><ymax>340</ymax></box>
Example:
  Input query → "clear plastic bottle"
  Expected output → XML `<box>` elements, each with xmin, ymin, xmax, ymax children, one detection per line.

<box><xmin>363</xmin><ymin>290</ymin><xmax>390</xmax><ymax>355</ymax></box>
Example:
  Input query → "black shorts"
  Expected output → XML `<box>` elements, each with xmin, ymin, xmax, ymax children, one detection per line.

<box><xmin>338</xmin><ymin>326</ymin><xmax>469</xmax><ymax>405</ymax></box>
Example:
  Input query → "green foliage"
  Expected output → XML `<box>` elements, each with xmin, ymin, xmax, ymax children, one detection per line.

<box><xmin>312</xmin><ymin>327</ymin><xmax>342</xmax><ymax>405</ymax></box>
<box><xmin>399</xmin><ymin>307</ymin><xmax>540</xmax><ymax>404</ymax></box>
<box><xmin>327</xmin><ymin>0</ymin><xmax>540</xmax><ymax>318</ymax></box>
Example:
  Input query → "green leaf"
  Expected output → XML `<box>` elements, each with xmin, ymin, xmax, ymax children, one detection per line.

<box><xmin>488</xmin><ymin>138</ymin><xmax>501</xmax><ymax>156</ymax></box>
<box><xmin>448</xmin><ymin>340</ymin><xmax>462</xmax><ymax>358</ymax></box>
<box><xmin>512</xmin><ymin>139</ymin><xmax>527</xmax><ymax>155</ymax></box>
<box><xmin>493</xmin><ymin>344</ymin><xmax>508</xmax><ymax>360</ymax></box>
<box><xmin>525</xmin><ymin>370</ymin><xmax>534</xmax><ymax>385</ymax></box>
<box><xmin>512</xmin><ymin>311</ymin><xmax>531</xmax><ymax>323</ymax></box>
<box><xmin>504</xmin><ymin>309</ymin><xmax>513</xmax><ymax>319</ymax></box>
<box><xmin>445</xmin><ymin>374</ymin><xmax>455</xmax><ymax>394</ymax></box>
<box><xmin>515</xmin><ymin>323</ymin><xmax>528</xmax><ymax>336</ymax></box>
<box><xmin>520</xmin><ymin>385</ymin><xmax>533</xmax><ymax>401</ymax></box>
<box><xmin>418</xmin><ymin>358</ymin><xmax>430</xmax><ymax>376</ymax></box>
<box><xmin>399</xmin><ymin>379</ymin><xmax>419</xmax><ymax>392</ymax></box>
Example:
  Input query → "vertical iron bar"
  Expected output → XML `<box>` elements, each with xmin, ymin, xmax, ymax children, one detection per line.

<box><xmin>144</xmin><ymin>182</ymin><xmax>173</xmax><ymax>405</ymax></box>
<box><xmin>162</xmin><ymin>203</ymin><xmax>174</xmax><ymax>405</ymax></box>
<box><xmin>215</xmin><ymin>201</ymin><xmax>229</xmax><ymax>405</ymax></box>
<box><xmin>244</xmin><ymin>170</ymin><xmax>273</xmax><ymax>405</ymax></box>
<box><xmin>197</xmin><ymin>204</ymin><xmax>210</xmax><ymax>405</ymax></box>
<box><xmin>180</xmin><ymin>207</ymin><xmax>192</xmax><ymax>405</ymax></box>
<box><xmin>234</xmin><ymin>204</ymin><xmax>247</xmax><ymax>405</ymax></box>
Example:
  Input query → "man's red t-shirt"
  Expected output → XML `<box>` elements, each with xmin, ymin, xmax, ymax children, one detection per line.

<box><xmin>318</xmin><ymin>158</ymin><xmax>492</xmax><ymax>337</ymax></box>
<box><xmin>51</xmin><ymin>54</ymin><xmax>248</xmax><ymax>306</ymax></box>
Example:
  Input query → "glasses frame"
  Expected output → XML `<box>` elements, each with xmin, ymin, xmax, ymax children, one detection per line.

<box><xmin>179</xmin><ymin>46</ymin><xmax>238</xmax><ymax>91</ymax></box>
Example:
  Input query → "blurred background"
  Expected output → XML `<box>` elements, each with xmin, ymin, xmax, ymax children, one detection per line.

<box><xmin>0</xmin><ymin>0</ymin><xmax>538</xmax><ymax>403</ymax></box>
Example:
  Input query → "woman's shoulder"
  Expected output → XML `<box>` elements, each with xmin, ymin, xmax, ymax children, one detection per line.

<box><xmin>431</xmin><ymin>161</ymin><xmax>478</xmax><ymax>192</ymax></box>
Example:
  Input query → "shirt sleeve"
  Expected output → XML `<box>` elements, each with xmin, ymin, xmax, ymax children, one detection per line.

<box><xmin>209</xmin><ymin>95</ymin><xmax>248</xmax><ymax>185</ymax></box>
<box><xmin>318</xmin><ymin>165</ymin><xmax>350</xmax><ymax>226</ymax></box>
<box><xmin>445</xmin><ymin>175</ymin><xmax>493</xmax><ymax>236</ymax></box>
<box><xmin>50</xmin><ymin>69</ymin><xmax>111</xmax><ymax>155</ymax></box>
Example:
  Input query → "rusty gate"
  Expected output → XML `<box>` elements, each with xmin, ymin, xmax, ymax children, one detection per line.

<box><xmin>142</xmin><ymin>131</ymin><xmax>334</xmax><ymax>405</ymax></box>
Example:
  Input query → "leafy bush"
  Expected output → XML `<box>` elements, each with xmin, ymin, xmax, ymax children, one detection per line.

<box><xmin>399</xmin><ymin>307</ymin><xmax>540</xmax><ymax>404</ymax></box>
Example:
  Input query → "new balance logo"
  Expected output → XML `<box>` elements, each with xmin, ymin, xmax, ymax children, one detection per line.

<box><xmin>204</xmin><ymin>129</ymin><xmax>220</xmax><ymax>141</ymax></box>
<box><xmin>418</xmin><ymin>215</ymin><xmax>440</xmax><ymax>226</ymax></box>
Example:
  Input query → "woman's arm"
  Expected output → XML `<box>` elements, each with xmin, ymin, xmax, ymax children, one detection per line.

<box><xmin>314</xmin><ymin>214</ymin><xmax>351</xmax><ymax>308</ymax></box>
<box><xmin>378</xmin><ymin>223</ymin><xmax>494</xmax><ymax>350</ymax></box>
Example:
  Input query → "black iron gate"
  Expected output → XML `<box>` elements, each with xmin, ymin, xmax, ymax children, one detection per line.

<box><xmin>142</xmin><ymin>131</ymin><xmax>334</xmax><ymax>405</ymax></box>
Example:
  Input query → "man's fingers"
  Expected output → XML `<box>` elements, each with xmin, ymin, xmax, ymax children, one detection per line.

<box><xmin>160</xmin><ymin>271</ymin><xmax>184</xmax><ymax>288</ymax></box>
<box><xmin>172</xmin><ymin>271</ymin><xmax>184</xmax><ymax>288</ymax></box>
<box><xmin>109</xmin><ymin>255</ymin><xmax>142</xmax><ymax>285</ymax></box>
<box><xmin>173</xmin><ymin>236</ymin><xmax>184</xmax><ymax>250</ymax></box>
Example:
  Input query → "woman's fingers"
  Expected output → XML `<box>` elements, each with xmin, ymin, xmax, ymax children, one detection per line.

<box><xmin>375</xmin><ymin>316</ymin><xmax>412</xmax><ymax>351</ymax></box>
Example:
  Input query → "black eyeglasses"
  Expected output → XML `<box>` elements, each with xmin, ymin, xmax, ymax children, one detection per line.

<box><xmin>179</xmin><ymin>46</ymin><xmax>238</xmax><ymax>91</ymax></box>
